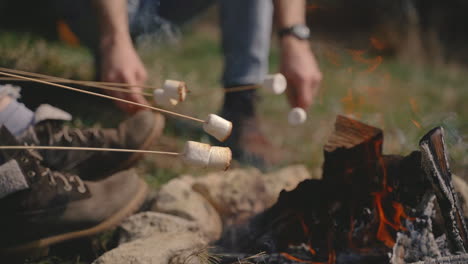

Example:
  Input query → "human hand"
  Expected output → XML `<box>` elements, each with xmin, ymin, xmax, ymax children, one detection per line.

<box><xmin>100</xmin><ymin>39</ymin><xmax>149</xmax><ymax>113</ymax></box>
<box><xmin>280</xmin><ymin>37</ymin><xmax>322</xmax><ymax>109</ymax></box>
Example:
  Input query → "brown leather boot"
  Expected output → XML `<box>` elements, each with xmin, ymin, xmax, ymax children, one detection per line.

<box><xmin>0</xmin><ymin>127</ymin><xmax>148</xmax><ymax>259</ymax></box>
<box><xmin>19</xmin><ymin>109</ymin><xmax>164</xmax><ymax>180</ymax></box>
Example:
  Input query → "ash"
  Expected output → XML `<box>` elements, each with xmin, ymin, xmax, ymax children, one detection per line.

<box><xmin>391</xmin><ymin>194</ymin><xmax>451</xmax><ymax>264</ymax></box>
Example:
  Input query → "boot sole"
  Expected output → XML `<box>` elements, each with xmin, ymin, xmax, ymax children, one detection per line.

<box><xmin>0</xmin><ymin>178</ymin><xmax>149</xmax><ymax>258</ymax></box>
<box><xmin>118</xmin><ymin>113</ymin><xmax>165</xmax><ymax>171</ymax></box>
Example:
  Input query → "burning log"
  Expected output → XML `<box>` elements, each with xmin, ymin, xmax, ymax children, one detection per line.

<box><xmin>419</xmin><ymin>127</ymin><xmax>468</xmax><ymax>253</ymax></box>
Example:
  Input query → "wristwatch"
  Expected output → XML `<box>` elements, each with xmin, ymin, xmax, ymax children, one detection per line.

<box><xmin>278</xmin><ymin>24</ymin><xmax>311</xmax><ymax>40</ymax></box>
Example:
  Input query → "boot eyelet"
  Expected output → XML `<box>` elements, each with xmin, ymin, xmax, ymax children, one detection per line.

<box><xmin>27</xmin><ymin>171</ymin><xmax>36</xmax><ymax>177</ymax></box>
<box><xmin>64</xmin><ymin>185</ymin><xmax>73</xmax><ymax>192</ymax></box>
<box><xmin>21</xmin><ymin>157</ymin><xmax>29</xmax><ymax>164</ymax></box>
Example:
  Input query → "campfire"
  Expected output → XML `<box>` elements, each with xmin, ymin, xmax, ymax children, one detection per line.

<box><xmin>213</xmin><ymin>115</ymin><xmax>468</xmax><ymax>264</ymax></box>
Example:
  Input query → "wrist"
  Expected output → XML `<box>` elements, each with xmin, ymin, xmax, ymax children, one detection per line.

<box><xmin>280</xmin><ymin>36</ymin><xmax>310</xmax><ymax>51</ymax></box>
<box><xmin>99</xmin><ymin>32</ymin><xmax>132</xmax><ymax>51</ymax></box>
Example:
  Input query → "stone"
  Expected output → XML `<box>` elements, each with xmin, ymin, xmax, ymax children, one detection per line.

<box><xmin>118</xmin><ymin>212</ymin><xmax>200</xmax><ymax>244</ymax></box>
<box><xmin>151</xmin><ymin>176</ymin><xmax>222</xmax><ymax>242</ymax></box>
<box><xmin>93</xmin><ymin>232</ymin><xmax>207</xmax><ymax>264</ymax></box>
<box><xmin>192</xmin><ymin>165</ymin><xmax>311</xmax><ymax>225</ymax></box>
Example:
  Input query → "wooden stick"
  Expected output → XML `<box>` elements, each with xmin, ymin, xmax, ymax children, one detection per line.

<box><xmin>224</xmin><ymin>84</ymin><xmax>260</xmax><ymax>93</ymax></box>
<box><xmin>0</xmin><ymin>67</ymin><xmax>160</xmax><ymax>90</ymax></box>
<box><xmin>0</xmin><ymin>71</ymin><xmax>205</xmax><ymax>123</ymax></box>
<box><xmin>0</xmin><ymin>145</ymin><xmax>180</xmax><ymax>156</ymax></box>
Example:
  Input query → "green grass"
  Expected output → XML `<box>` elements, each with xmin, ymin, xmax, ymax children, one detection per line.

<box><xmin>1</xmin><ymin>20</ymin><xmax>468</xmax><ymax>263</ymax></box>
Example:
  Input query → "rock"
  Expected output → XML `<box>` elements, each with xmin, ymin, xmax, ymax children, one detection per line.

<box><xmin>192</xmin><ymin>165</ymin><xmax>310</xmax><ymax>225</ymax></box>
<box><xmin>118</xmin><ymin>212</ymin><xmax>200</xmax><ymax>244</ymax></box>
<box><xmin>93</xmin><ymin>232</ymin><xmax>207</xmax><ymax>264</ymax></box>
<box><xmin>263</xmin><ymin>165</ymin><xmax>315</xmax><ymax>199</ymax></box>
<box><xmin>151</xmin><ymin>176</ymin><xmax>222</xmax><ymax>242</ymax></box>
<box><xmin>452</xmin><ymin>174</ymin><xmax>468</xmax><ymax>218</ymax></box>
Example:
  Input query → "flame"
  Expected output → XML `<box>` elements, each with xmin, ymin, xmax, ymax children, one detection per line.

<box><xmin>372</xmin><ymin>140</ymin><xmax>411</xmax><ymax>248</ymax></box>
<box><xmin>280</xmin><ymin>251</ymin><xmax>334</xmax><ymax>264</ymax></box>
<box><xmin>370</xmin><ymin>37</ymin><xmax>386</xmax><ymax>51</ymax></box>
<box><xmin>348</xmin><ymin>49</ymin><xmax>383</xmax><ymax>73</ymax></box>
<box><xmin>409</xmin><ymin>98</ymin><xmax>419</xmax><ymax>113</ymax></box>
<box><xmin>57</xmin><ymin>20</ymin><xmax>80</xmax><ymax>47</ymax></box>
<box><xmin>411</xmin><ymin>119</ymin><xmax>422</xmax><ymax>129</ymax></box>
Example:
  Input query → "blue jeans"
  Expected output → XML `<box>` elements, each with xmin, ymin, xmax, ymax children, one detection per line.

<box><xmin>56</xmin><ymin>0</ymin><xmax>273</xmax><ymax>87</ymax></box>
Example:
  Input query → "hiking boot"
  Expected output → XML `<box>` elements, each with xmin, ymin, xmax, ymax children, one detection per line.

<box><xmin>0</xmin><ymin>126</ymin><xmax>148</xmax><ymax>259</ymax></box>
<box><xmin>219</xmin><ymin>90</ymin><xmax>283</xmax><ymax>170</ymax></box>
<box><xmin>19</xmin><ymin>105</ymin><xmax>165</xmax><ymax>179</ymax></box>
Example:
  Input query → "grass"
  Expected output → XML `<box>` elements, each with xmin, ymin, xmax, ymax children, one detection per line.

<box><xmin>1</xmin><ymin>18</ymin><xmax>468</xmax><ymax>263</ymax></box>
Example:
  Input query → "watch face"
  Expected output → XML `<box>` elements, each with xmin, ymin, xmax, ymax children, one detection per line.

<box><xmin>292</xmin><ymin>25</ymin><xmax>310</xmax><ymax>40</ymax></box>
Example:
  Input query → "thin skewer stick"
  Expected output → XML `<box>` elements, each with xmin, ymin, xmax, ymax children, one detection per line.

<box><xmin>0</xmin><ymin>77</ymin><xmax>154</xmax><ymax>96</ymax></box>
<box><xmin>0</xmin><ymin>145</ymin><xmax>180</xmax><ymax>156</ymax></box>
<box><xmin>0</xmin><ymin>67</ymin><xmax>160</xmax><ymax>90</ymax></box>
<box><xmin>0</xmin><ymin>71</ymin><xmax>205</xmax><ymax>123</ymax></box>
<box><xmin>224</xmin><ymin>85</ymin><xmax>260</xmax><ymax>93</ymax></box>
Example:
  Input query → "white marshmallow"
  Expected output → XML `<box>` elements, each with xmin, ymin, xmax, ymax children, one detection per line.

<box><xmin>203</xmin><ymin>114</ymin><xmax>233</xmax><ymax>142</ymax></box>
<box><xmin>153</xmin><ymin>89</ymin><xmax>178</xmax><ymax>107</ymax></box>
<box><xmin>288</xmin><ymin>107</ymin><xmax>307</xmax><ymax>126</ymax></box>
<box><xmin>181</xmin><ymin>141</ymin><xmax>211</xmax><ymax>168</ymax></box>
<box><xmin>208</xmin><ymin>146</ymin><xmax>232</xmax><ymax>170</ymax></box>
<box><xmin>263</xmin><ymin>73</ymin><xmax>287</xmax><ymax>95</ymax></box>
<box><xmin>163</xmin><ymin>80</ymin><xmax>187</xmax><ymax>102</ymax></box>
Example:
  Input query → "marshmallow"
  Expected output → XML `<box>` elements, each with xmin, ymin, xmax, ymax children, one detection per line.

<box><xmin>163</xmin><ymin>80</ymin><xmax>187</xmax><ymax>102</ymax></box>
<box><xmin>153</xmin><ymin>89</ymin><xmax>178</xmax><ymax>107</ymax></box>
<box><xmin>263</xmin><ymin>73</ymin><xmax>287</xmax><ymax>95</ymax></box>
<box><xmin>208</xmin><ymin>146</ymin><xmax>232</xmax><ymax>170</ymax></box>
<box><xmin>181</xmin><ymin>141</ymin><xmax>211</xmax><ymax>168</ymax></box>
<box><xmin>181</xmin><ymin>141</ymin><xmax>232</xmax><ymax>170</ymax></box>
<box><xmin>203</xmin><ymin>114</ymin><xmax>233</xmax><ymax>142</ymax></box>
<box><xmin>288</xmin><ymin>107</ymin><xmax>307</xmax><ymax>126</ymax></box>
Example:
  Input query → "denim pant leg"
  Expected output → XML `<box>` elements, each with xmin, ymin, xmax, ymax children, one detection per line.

<box><xmin>219</xmin><ymin>0</ymin><xmax>273</xmax><ymax>87</ymax></box>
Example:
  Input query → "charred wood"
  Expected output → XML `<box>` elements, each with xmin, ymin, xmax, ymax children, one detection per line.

<box><xmin>419</xmin><ymin>127</ymin><xmax>468</xmax><ymax>253</ymax></box>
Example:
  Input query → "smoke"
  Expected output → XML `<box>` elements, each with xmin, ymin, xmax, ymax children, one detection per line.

<box><xmin>128</xmin><ymin>0</ymin><xmax>181</xmax><ymax>46</ymax></box>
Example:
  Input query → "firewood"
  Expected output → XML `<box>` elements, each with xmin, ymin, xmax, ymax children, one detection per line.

<box><xmin>419</xmin><ymin>127</ymin><xmax>468</xmax><ymax>253</ymax></box>
<box><xmin>322</xmin><ymin>115</ymin><xmax>383</xmax><ymax>186</ymax></box>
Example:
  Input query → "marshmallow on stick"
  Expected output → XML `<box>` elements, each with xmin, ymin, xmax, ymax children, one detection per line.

<box><xmin>203</xmin><ymin>114</ymin><xmax>232</xmax><ymax>142</ymax></box>
<box><xmin>181</xmin><ymin>141</ymin><xmax>231</xmax><ymax>170</ymax></box>
<box><xmin>153</xmin><ymin>88</ymin><xmax>178</xmax><ymax>107</ymax></box>
<box><xmin>163</xmin><ymin>80</ymin><xmax>187</xmax><ymax>102</ymax></box>
<box><xmin>288</xmin><ymin>107</ymin><xmax>307</xmax><ymax>126</ymax></box>
<box><xmin>263</xmin><ymin>73</ymin><xmax>287</xmax><ymax>94</ymax></box>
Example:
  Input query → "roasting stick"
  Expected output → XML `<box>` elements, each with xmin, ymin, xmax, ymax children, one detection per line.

<box><xmin>0</xmin><ymin>77</ymin><xmax>154</xmax><ymax>97</ymax></box>
<box><xmin>0</xmin><ymin>71</ymin><xmax>232</xmax><ymax>142</ymax></box>
<box><xmin>0</xmin><ymin>68</ymin><xmax>160</xmax><ymax>91</ymax></box>
<box><xmin>0</xmin><ymin>68</ymin><xmax>187</xmax><ymax>105</ymax></box>
<box><xmin>0</xmin><ymin>141</ymin><xmax>232</xmax><ymax>170</ymax></box>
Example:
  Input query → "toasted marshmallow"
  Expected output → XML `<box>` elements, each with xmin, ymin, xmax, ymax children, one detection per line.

<box><xmin>181</xmin><ymin>141</ymin><xmax>211</xmax><ymax>168</ymax></box>
<box><xmin>263</xmin><ymin>73</ymin><xmax>287</xmax><ymax>95</ymax></box>
<box><xmin>208</xmin><ymin>146</ymin><xmax>232</xmax><ymax>170</ymax></box>
<box><xmin>288</xmin><ymin>107</ymin><xmax>307</xmax><ymax>126</ymax></box>
<box><xmin>153</xmin><ymin>89</ymin><xmax>178</xmax><ymax>107</ymax></box>
<box><xmin>203</xmin><ymin>114</ymin><xmax>232</xmax><ymax>142</ymax></box>
<box><xmin>163</xmin><ymin>80</ymin><xmax>187</xmax><ymax>102</ymax></box>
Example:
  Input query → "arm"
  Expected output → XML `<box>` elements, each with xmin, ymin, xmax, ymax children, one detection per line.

<box><xmin>274</xmin><ymin>0</ymin><xmax>322</xmax><ymax>109</ymax></box>
<box><xmin>92</xmin><ymin>0</ymin><xmax>149</xmax><ymax>113</ymax></box>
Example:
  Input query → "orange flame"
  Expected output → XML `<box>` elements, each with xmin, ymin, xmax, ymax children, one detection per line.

<box><xmin>372</xmin><ymin>140</ymin><xmax>411</xmax><ymax>248</ymax></box>
<box><xmin>370</xmin><ymin>37</ymin><xmax>386</xmax><ymax>51</ymax></box>
<box><xmin>411</xmin><ymin>119</ymin><xmax>422</xmax><ymax>129</ymax></box>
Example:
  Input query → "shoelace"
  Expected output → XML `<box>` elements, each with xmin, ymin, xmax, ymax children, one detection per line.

<box><xmin>25</xmin><ymin>148</ymin><xmax>87</xmax><ymax>193</ymax></box>
<box><xmin>52</xmin><ymin>126</ymin><xmax>103</xmax><ymax>146</ymax></box>
<box><xmin>39</xmin><ymin>167</ymin><xmax>86</xmax><ymax>193</ymax></box>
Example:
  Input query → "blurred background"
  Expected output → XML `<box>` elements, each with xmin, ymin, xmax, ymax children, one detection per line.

<box><xmin>0</xmin><ymin>0</ymin><xmax>467</xmax><ymax>185</ymax></box>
